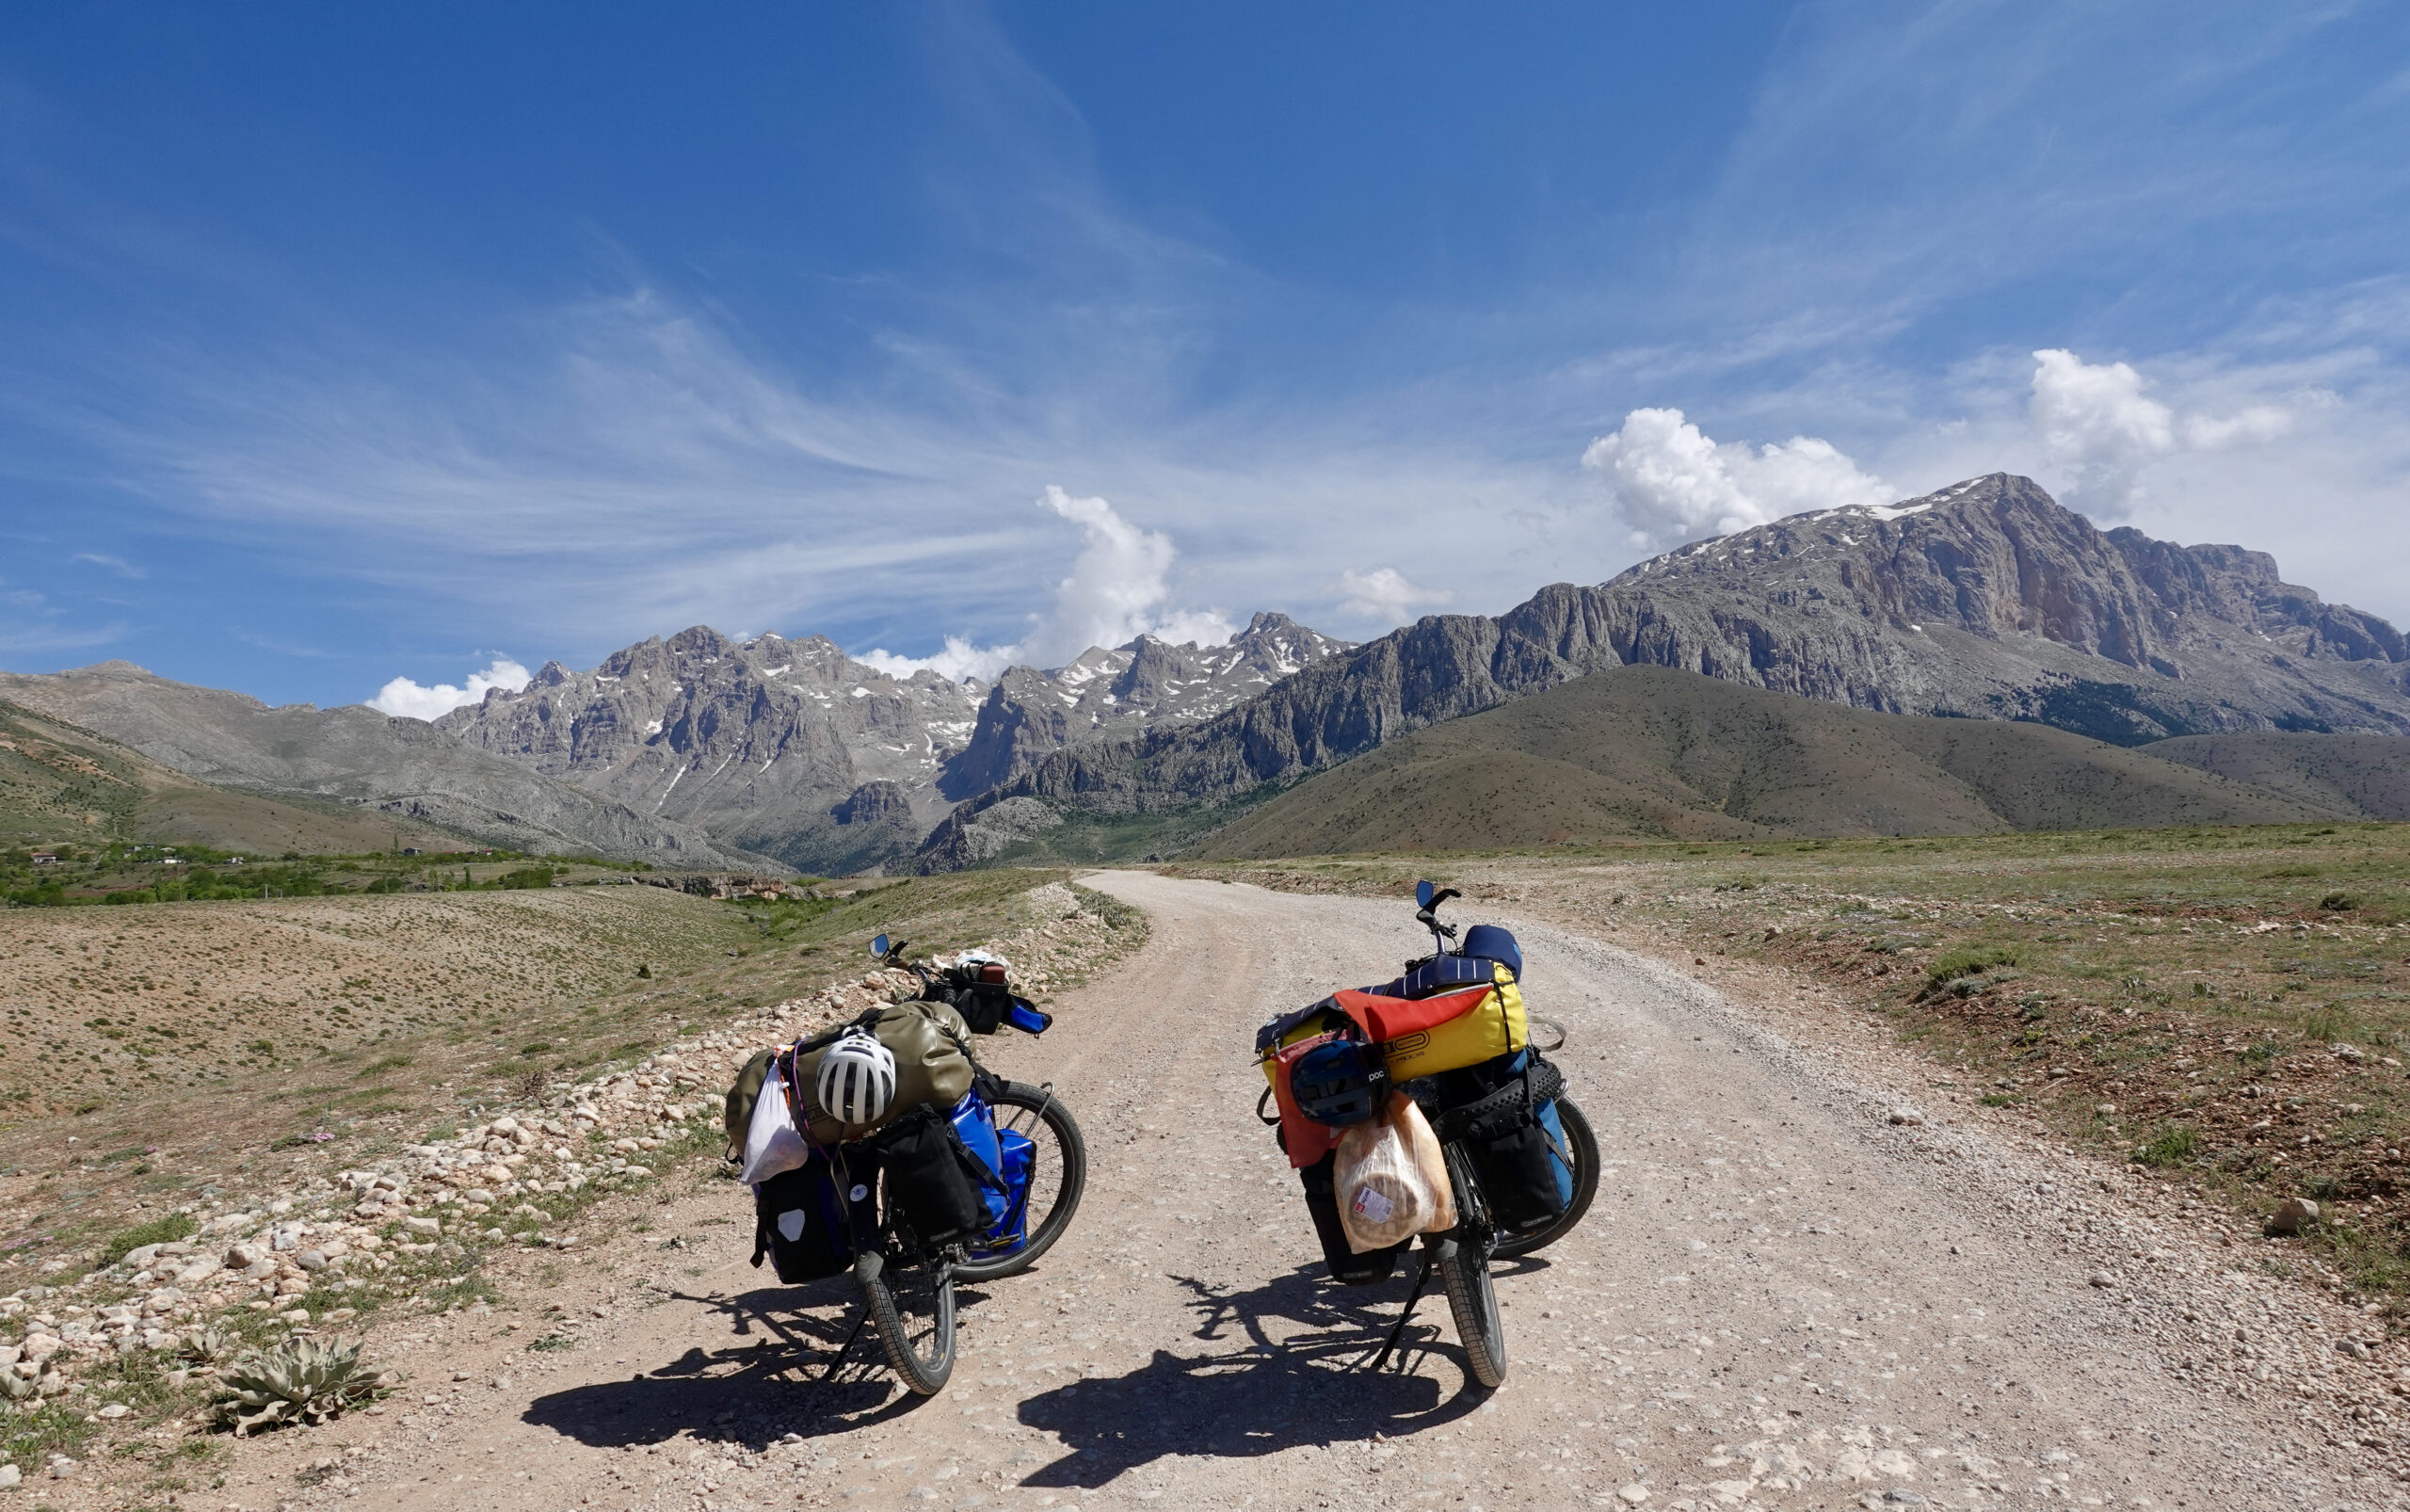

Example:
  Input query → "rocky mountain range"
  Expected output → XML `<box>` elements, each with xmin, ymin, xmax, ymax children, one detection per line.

<box><xmin>0</xmin><ymin>615</ymin><xmax>1350</xmax><ymax>873</ymax></box>
<box><xmin>10</xmin><ymin>474</ymin><xmax>2399</xmax><ymax>875</ymax></box>
<box><xmin>0</xmin><ymin>663</ymin><xmax>770</xmax><ymax>868</ymax></box>
<box><xmin>917</xmin><ymin>474</ymin><xmax>2410</xmax><ymax>867</ymax></box>
<box><xmin>427</xmin><ymin>611</ymin><xmax>1349</xmax><ymax>873</ymax></box>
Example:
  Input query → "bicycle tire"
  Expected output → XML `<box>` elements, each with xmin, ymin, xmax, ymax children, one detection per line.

<box><xmin>1492</xmin><ymin>1095</ymin><xmax>1601</xmax><ymax>1259</ymax></box>
<box><xmin>954</xmin><ymin>1079</ymin><xmax>1088</xmax><ymax>1282</ymax></box>
<box><xmin>857</xmin><ymin>1248</ymin><xmax>956</xmax><ymax>1395</ymax></box>
<box><xmin>1430</xmin><ymin>1234</ymin><xmax>1507</xmax><ymax>1389</ymax></box>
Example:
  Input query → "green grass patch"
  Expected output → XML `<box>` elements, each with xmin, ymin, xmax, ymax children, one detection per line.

<box><xmin>100</xmin><ymin>1212</ymin><xmax>197</xmax><ymax>1266</ymax></box>
<box><xmin>0</xmin><ymin>1399</ymin><xmax>97</xmax><ymax>1476</ymax></box>
<box><xmin>2131</xmin><ymin>1124</ymin><xmax>2200</xmax><ymax>1167</ymax></box>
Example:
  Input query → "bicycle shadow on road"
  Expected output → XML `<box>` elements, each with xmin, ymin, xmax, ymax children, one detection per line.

<box><xmin>1015</xmin><ymin>1264</ymin><xmax>1489</xmax><ymax>1489</ymax></box>
<box><xmin>518</xmin><ymin>1279</ymin><xmax>986</xmax><ymax>1449</ymax></box>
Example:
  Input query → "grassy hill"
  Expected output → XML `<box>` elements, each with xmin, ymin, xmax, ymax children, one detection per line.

<box><xmin>2145</xmin><ymin>732</ymin><xmax>2410</xmax><ymax>820</ymax></box>
<box><xmin>1193</xmin><ymin>666</ymin><xmax>2398</xmax><ymax>859</ymax></box>
<box><xmin>0</xmin><ymin>698</ymin><xmax>458</xmax><ymax>854</ymax></box>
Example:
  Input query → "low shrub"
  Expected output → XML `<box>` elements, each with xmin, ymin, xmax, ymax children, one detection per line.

<box><xmin>1925</xmin><ymin>944</ymin><xmax>2019</xmax><ymax>989</ymax></box>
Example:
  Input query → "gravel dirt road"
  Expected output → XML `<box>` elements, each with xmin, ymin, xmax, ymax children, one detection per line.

<box><xmin>229</xmin><ymin>872</ymin><xmax>2395</xmax><ymax>1512</ymax></box>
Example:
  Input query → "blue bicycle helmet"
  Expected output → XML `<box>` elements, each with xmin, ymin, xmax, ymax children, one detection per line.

<box><xmin>1290</xmin><ymin>1037</ymin><xmax>1389</xmax><ymax>1126</ymax></box>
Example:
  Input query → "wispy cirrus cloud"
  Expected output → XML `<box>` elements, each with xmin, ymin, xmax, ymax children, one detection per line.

<box><xmin>69</xmin><ymin>551</ymin><xmax>143</xmax><ymax>578</ymax></box>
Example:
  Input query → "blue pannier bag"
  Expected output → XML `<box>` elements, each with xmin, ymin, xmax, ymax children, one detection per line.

<box><xmin>1533</xmin><ymin>1071</ymin><xmax>1575</xmax><ymax>1214</ymax></box>
<box><xmin>1494</xmin><ymin>1047</ymin><xmax>1574</xmax><ymax>1222</ymax></box>
<box><xmin>948</xmin><ymin>1088</ymin><xmax>1036</xmax><ymax>1261</ymax></box>
<box><xmin>1425</xmin><ymin>1047</ymin><xmax>1572</xmax><ymax>1233</ymax></box>
<box><xmin>989</xmin><ymin>1126</ymin><xmax>1036</xmax><ymax>1250</ymax></box>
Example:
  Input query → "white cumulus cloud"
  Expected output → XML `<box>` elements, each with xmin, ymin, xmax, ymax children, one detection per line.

<box><xmin>854</xmin><ymin>635</ymin><xmax>1019</xmax><ymax>685</ymax></box>
<box><xmin>1334</xmin><ymin>567</ymin><xmax>1453</xmax><ymax>625</ymax></box>
<box><xmin>1582</xmin><ymin>408</ymin><xmax>1891</xmax><ymax>550</ymax></box>
<box><xmin>860</xmin><ymin>486</ymin><xmax>1232</xmax><ymax>680</ymax></box>
<box><xmin>368</xmin><ymin>656</ymin><xmax>532</xmax><ymax>720</ymax></box>
<box><xmin>2028</xmin><ymin>348</ymin><xmax>2292</xmax><ymax>516</ymax></box>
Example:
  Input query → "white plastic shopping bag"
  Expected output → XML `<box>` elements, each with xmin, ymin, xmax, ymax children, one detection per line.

<box><xmin>1334</xmin><ymin>1095</ymin><xmax>1443</xmax><ymax>1252</ymax></box>
<box><xmin>739</xmin><ymin>1059</ymin><xmax>810</xmax><ymax>1184</ymax></box>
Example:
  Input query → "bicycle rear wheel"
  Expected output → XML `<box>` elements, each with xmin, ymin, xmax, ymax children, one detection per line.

<box><xmin>1493</xmin><ymin>1095</ymin><xmax>1601</xmax><ymax>1259</ymax></box>
<box><xmin>1429</xmin><ymin>1234</ymin><xmax>1506</xmax><ymax>1389</ymax></box>
<box><xmin>857</xmin><ymin>1247</ymin><xmax>956</xmax><ymax>1395</ymax></box>
<box><xmin>955</xmin><ymin>1079</ymin><xmax>1087</xmax><ymax>1282</ymax></box>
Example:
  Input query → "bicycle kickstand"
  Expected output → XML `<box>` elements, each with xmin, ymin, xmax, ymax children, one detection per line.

<box><xmin>1359</xmin><ymin>1247</ymin><xmax>1438</xmax><ymax>1375</ymax></box>
<box><xmin>819</xmin><ymin>1308</ymin><xmax>872</xmax><ymax>1382</ymax></box>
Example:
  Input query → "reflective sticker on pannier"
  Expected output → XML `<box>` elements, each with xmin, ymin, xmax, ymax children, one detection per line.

<box><xmin>776</xmin><ymin>1210</ymin><xmax>807</xmax><ymax>1242</ymax></box>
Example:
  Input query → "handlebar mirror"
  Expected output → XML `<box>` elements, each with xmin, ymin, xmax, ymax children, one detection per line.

<box><xmin>869</xmin><ymin>933</ymin><xmax>891</xmax><ymax>958</ymax></box>
<box><xmin>1415</xmin><ymin>879</ymin><xmax>1435</xmax><ymax>909</ymax></box>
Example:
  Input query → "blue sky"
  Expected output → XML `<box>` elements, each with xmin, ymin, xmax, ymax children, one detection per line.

<box><xmin>3</xmin><ymin>2</ymin><xmax>2405</xmax><ymax>710</ymax></box>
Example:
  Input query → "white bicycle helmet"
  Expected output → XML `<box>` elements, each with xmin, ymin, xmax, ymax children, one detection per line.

<box><xmin>815</xmin><ymin>1029</ymin><xmax>897</xmax><ymax>1127</ymax></box>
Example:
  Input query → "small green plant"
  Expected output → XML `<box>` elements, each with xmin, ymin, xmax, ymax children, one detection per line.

<box><xmin>2131</xmin><ymin>1124</ymin><xmax>2199</xmax><ymax>1168</ymax></box>
<box><xmin>1978</xmin><ymin>1092</ymin><xmax>2017</xmax><ymax>1107</ymax></box>
<box><xmin>210</xmin><ymin>1338</ymin><xmax>392</xmax><ymax>1435</ymax></box>
<box><xmin>102</xmin><ymin>1212</ymin><xmax>197</xmax><ymax>1266</ymax></box>
<box><xmin>2319</xmin><ymin>891</ymin><xmax>2357</xmax><ymax>912</ymax></box>
<box><xmin>180</xmin><ymin>1326</ymin><xmax>240</xmax><ymax>1366</ymax></box>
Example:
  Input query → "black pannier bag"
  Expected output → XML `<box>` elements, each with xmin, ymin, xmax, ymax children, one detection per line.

<box><xmin>1294</xmin><ymin>1149</ymin><xmax>1410</xmax><ymax>1285</ymax></box>
<box><xmin>1426</xmin><ymin>1050</ymin><xmax>1571</xmax><ymax>1236</ymax></box>
<box><xmin>873</xmin><ymin>1103</ymin><xmax>993</xmax><ymax>1245</ymax></box>
<box><xmin>751</xmin><ymin>1155</ymin><xmax>876</xmax><ymax>1283</ymax></box>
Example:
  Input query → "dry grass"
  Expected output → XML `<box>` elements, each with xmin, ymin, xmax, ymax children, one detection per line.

<box><xmin>1168</xmin><ymin>820</ymin><xmax>2410</xmax><ymax>1303</ymax></box>
<box><xmin>0</xmin><ymin>867</ymin><xmax>1078</xmax><ymax>1289</ymax></box>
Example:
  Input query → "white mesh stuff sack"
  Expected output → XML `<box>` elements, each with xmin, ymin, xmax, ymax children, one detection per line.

<box><xmin>1333</xmin><ymin>1097</ymin><xmax>1440</xmax><ymax>1252</ymax></box>
<box><xmin>739</xmin><ymin>1058</ymin><xmax>811</xmax><ymax>1184</ymax></box>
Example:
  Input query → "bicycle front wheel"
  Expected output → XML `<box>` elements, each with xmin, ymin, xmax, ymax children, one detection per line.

<box><xmin>1430</xmin><ymin>1233</ymin><xmax>1506</xmax><ymax>1389</ymax></box>
<box><xmin>955</xmin><ymin>1080</ymin><xmax>1087</xmax><ymax>1282</ymax></box>
<box><xmin>858</xmin><ymin>1247</ymin><xmax>956</xmax><ymax>1396</ymax></box>
<box><xmin>1493</xmin><ymin>1095</ymin><xmax>1601</xmax><ymax>1259</ymax></box>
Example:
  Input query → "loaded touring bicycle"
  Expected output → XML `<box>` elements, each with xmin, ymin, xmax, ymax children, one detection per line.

<box><xmin>1256</xmin><ymin>882</ymin><xmax>1599</xmax><ymax>1387</ymax></box>
<box><xmin>727</xmin><ymin>935</ymin><xmax>1087</xmax><ymax>1395</ymax></box>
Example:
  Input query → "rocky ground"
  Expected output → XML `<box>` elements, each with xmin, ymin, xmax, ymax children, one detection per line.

<box><xmin>0</xmin><ymin>879</ymin><xmax>1141</xmax><ymax>1504</ymax></box>
<box><xmin>24</xmin><ymin>871</ymin><xmax>2403</xmax><ymax>1511</ymax></box>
